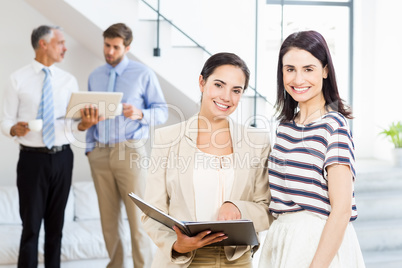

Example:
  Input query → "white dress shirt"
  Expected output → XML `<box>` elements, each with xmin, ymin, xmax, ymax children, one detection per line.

<box><xmin>193</xmin><ymin>149</ymin><xmax>234</xmax><ymax>221</ymax></box>
<box><xmin>1</xmin><ymin>60</ymin><xmax>80</xmax><ymax>147</ymax></box>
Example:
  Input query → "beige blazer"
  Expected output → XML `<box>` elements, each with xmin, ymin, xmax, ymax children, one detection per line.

<box><xmin>142</xmin><ymin>114</ymin><xmax>272</xmax><ymax>268</ymax></box>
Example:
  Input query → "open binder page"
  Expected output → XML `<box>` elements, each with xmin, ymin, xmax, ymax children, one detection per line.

<box><xmin>129</xmin><ymin>193</ymin><xmax>259</xmax><ymax>246</ymax></box>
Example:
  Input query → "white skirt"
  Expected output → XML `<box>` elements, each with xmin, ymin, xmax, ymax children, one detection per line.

<box><xmin>258</xmin><ymin>211</ymin><xmax>365</xmax><ymax>268</ymax></box>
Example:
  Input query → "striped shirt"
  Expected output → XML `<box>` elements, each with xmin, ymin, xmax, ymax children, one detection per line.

<box><xmin>269</xmin><ymin>112</ymin><xmax>358</xmax><ymax>221</ymax></box>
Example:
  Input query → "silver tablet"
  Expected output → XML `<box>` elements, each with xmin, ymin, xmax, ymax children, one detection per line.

<box><xmin>65</xmin><ymin>91</ymin><xmax>123</xmax><ymax>119</ymax></box>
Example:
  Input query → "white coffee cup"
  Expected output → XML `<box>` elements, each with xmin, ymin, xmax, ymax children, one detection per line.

<box><xmin>116</xmin><ymin>103</ymin><xmax>123</xmax><ymax>115</ymax></box>
<box><xmin>28</xmin><ymin>119</ymin><xmax>43</xmax><ymax>132</ymax></box>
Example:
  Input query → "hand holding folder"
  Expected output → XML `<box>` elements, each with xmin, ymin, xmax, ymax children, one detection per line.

<box><xmin>129</xmin><ymin>192</ymin><xmax>259</xmax><ymax>246</ymax></box>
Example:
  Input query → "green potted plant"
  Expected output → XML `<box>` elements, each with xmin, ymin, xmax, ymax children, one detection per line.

<box><xmin>380</xmin><ymin>121</ymin><xmax>402</xmax><ymax>166</ymax></box>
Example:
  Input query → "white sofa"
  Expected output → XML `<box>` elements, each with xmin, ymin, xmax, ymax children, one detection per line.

<box><xmin>0</xmin><ymin>181</ymin><xmax>132</xmax><ymax>267</ymax></box>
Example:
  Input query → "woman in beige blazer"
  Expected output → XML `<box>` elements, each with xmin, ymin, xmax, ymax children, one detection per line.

<box><xmin>142</xmin><ymin>52</ymin><xmax>272</xmax><ymax>267</ymax></box>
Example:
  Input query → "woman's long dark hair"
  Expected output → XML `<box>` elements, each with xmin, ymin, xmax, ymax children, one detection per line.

<box><xmin>275</xmin><ymin>30</ymin><xmax>353</xmax><ymax>122</ymax></box>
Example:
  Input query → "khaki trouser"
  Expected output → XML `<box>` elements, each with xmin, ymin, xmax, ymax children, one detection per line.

<box><xmin>88</xmin><ymin>141</ymin><xmax>153</xmax><ymax>268</ymax></box>
<box><xmin>189</xmin><ymin>247</ymin><xmax>252</xmax><ymax>268</ymax></box>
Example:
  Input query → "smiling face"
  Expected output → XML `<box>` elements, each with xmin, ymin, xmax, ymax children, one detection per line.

<box><xmin>282</xmin><ymin>48</ymin><xmax>328</xmax><ymax>108</ymax></box>
<box><xmin>103</xmin><ymin>37</ymin><xmax>129</xmax><ymax>67</ymax></box>
<box><xmin>199</xmin><ymin>64</ymin><xmax>245</xmax><ymax>120</ymax></box>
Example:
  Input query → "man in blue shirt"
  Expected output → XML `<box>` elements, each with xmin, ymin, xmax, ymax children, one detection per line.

<box><xmin>86</xmin><ymin>23</ymin><xmax>168</xmax><ymax>268</ymax></box>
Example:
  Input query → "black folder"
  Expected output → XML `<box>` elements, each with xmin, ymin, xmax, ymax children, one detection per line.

<box><xmin>128</xmin><ymin>192</ymin><xmax>259</xmax><ymax>246</ymax></box>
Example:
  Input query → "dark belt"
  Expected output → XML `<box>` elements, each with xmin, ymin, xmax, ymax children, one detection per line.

<box><xmin>20</xmin><ymin>144</ymin><xmax>70</xmax><ymax>154</ymax></box>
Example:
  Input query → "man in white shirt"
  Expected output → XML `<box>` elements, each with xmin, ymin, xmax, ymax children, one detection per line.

<box><xmin>0</xmin><ymin>25</ymin><xmax>97</xmax><ymax>268</ymax></box>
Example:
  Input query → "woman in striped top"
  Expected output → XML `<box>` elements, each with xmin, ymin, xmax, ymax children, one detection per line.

<box><xmin>258</xmin><ymin>31</ymin><xmax>365</xmax><ymax>267</ymax></box>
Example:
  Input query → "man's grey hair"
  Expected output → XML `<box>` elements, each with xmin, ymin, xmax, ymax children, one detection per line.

<box><xmin>31</xmin><ymin>25</ymin><xmax>63</xmax><ymax>50</ymax></box>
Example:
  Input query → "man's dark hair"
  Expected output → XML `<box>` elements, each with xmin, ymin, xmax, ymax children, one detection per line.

<box><xmin>103</xmin><ymin>23</ymin><xmax>133</xmax><ymax>47</ymax></box>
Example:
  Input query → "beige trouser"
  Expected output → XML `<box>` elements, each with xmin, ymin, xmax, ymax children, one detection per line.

<box><xmin>88</xmin><ymin>141</ymin><xmax>153</xmax><ymax>268</ymax></box>
<box><xmin>189</xmin><ymin>247</ymin><xmax>252</xmax><ymax>268</ymax></box>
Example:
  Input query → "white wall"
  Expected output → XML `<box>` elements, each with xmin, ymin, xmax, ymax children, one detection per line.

<box><xmin>353</xmin><ymin>0</ymin><xmax>402</xmax><ymax>162</ymax></box>
<box><xmin>0</xmin><ymin>0</ymin><xmax>104</xmax><ymax>186</ymax></box>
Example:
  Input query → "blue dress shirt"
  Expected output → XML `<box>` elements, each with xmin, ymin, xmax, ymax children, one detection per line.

<box><xmin>86</xmin><ymin>56</ymin><xmax>168</xmax><ymax>153</ymax></box>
